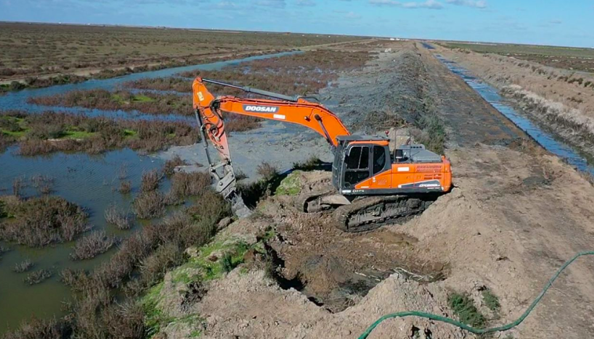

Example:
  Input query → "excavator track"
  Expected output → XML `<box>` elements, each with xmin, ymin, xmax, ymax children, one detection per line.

<box><xmin>297</xmin><ymin>187</ymin><xmax>337</xmax><ymax>213</ymax></box>
<box><xmin>333</xmin><ymin>195</ymin><xmax>436</xmax><ymax>233</ymax></box>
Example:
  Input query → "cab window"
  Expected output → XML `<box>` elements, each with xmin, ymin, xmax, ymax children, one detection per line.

<box><xmin>373</xmin><ymin>146</ymin><xmax>386</xmax><ymax>174</ymax></box>
<box><xmin>344</xmin><ymin>146</ymin><xmax>370</xmax><ymax>187</ymax></box>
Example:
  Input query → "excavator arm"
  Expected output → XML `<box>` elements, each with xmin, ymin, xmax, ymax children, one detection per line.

<box><xmin>192</xmin><ymin>77</ymin><xmax>350</xmax><ymax>211</ymax></box>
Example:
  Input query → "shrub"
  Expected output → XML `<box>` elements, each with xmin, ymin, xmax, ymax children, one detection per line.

<box><xmin>70</xmin><ymin>231</ymin><xmax>118</xmax><ymax>260</ymax></box>
<box><xmin>133</xmin><ymin>191</ymin><xmax>166</xmax><ymax>219</ymax></box>
<box><xmin>1</xmin><ymin>317</ymin><xmax>72</xmax><ymax>339</ymax></box>
<box><xmin>30</xmin><ymin>175</ymin><xmax>54</xmax><ymax>195</ymax></box>
<box><xmin>99</xmin><ymin>300</ymin><xmax>145</xmax><ymax>339</ymax></box>
<box><xmin>186</xmin><ymin>190</ymin><xmax>230</xmax><ymax>226</ymax></box>
<box><xmin>118</xmin><ymin>181</ymin><xmax>132</xmax><ymax>194</ymax></box>
<box><xmin>13</xmin><ymin>259</ymin><xmax>33</xmax><ymax>273</ymax></box>
<box><xmin>104</xmin><ymin>204</ymin><xmax>133</xmax><ymax>230</ymax></box>
<box><xmin>293</xmin><ymin>156</ymin><xmax>322</xmax><ymax>171</ymax></box>
<box><xmin>25</xmin><ymin>269</ymin><xmax>52</xmax><ymax>285</ymax></box>
<box><xmin>167</xmin><ymin>172</ymin><xmax>211</xmax><ymax>202</ymax></box>
<box><xmin>132</xmin><ymin>243</ymin><xmax>183</xmax><ymax>292</ymax></box>
<box><xmin>256</xmin><ymin>162</ymin><xmax>279</xmax><ymax>181</ymax></box>
<box><xmin>140</xmin><ymin>170</ymin><xmax>161</xmax><ymax>193</ymax></box>
<box><xmin>12</xmin><ymin>178</ymin><xmax>23</xmax><ymax>197</ymax></box>
<box><xmin>27</xmin><ymin>123</ymin><xmax>65</xmax><ymax>139</ymax></box>
<box><xmin>448</xmin><ymin>293</ymin><xmax>485</xmax><ymax>328</ymax></box>
<box><xmin>0</xmin><ymin>196</ymin><xmax>88</xmax><ymax>247</ymax></box>
<box><xmin>162</xmin><ymin>155</ymin><xmax>186</xmax><ymax>177</ymax></box>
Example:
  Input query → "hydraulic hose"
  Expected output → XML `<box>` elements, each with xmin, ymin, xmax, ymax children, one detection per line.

<box><xmin>358</xmin><ymin>251</ymin><xmax>594</xmax><ymax>339</ymax></box>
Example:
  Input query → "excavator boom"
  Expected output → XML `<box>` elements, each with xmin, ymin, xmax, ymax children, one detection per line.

<box><xmin>192</xmin><ymin>77</ymin><xmax>350</xmax><ymax>208</ymax></box>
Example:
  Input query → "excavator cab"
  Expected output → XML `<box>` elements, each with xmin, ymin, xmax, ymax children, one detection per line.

<box><xmin>333</xmin><ymin>136</ymin><xmax>452</xmax><ymax>196</ymax></box>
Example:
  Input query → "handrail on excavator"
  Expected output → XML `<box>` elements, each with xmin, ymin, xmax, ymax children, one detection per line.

<box><xmin>201</xmin><ymin>78</ymin><xmax>300</xmax><ymax>102</ymax></box>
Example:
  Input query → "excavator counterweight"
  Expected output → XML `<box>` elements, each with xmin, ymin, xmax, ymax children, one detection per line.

<box><xmin>192</xmin><ymin>77</ymin><xmax>452</xmax><ymax>231</ymax></box>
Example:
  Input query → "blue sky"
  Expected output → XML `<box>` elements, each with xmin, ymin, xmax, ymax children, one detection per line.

<box><xmin>1</xmin><ymin>0</ymin><xmax>593</xmax><ymax>48</ymax></box>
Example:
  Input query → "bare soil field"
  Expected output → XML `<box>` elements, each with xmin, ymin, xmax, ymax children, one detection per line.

<box><xmin>134</xmin><ymin>42</ymin><xmax>594</xmax><ymax>339</ymax></box>
<box><xmin>441</xmin><ymin>42</ymin><xmax>594</xmax><ymax>73</ymax></box>
<box><xmin>0</xmin><ymin>22</ymin><xmax>367</xmax><ymax>91</ymax></box>
<box><xmin>436</xmin><ymin>44</ymin><xmax>594</xmax><ymax>161</ymax></box>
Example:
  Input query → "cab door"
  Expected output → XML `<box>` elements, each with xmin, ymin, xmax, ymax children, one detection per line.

<box><xmin>369</xmin><ymin>145</ymin><xmax>391</xmax><ymax>189</ymax></box>
<box><xmin>342</xmin><ymin>145</ymin><xmax>371</xmax><ymax>189</ymax></box>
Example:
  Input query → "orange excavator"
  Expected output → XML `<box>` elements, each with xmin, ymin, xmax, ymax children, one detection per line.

<box><xmin>193</xmin><ymin>77</ymin><xmax>452</xmax><ymax>232</ymax></box>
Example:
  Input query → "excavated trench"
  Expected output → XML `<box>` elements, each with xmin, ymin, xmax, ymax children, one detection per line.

<box><xmin>263</xmin><ymin>213</ymin><xmax>448</xmax><ymax>313</ymax></box>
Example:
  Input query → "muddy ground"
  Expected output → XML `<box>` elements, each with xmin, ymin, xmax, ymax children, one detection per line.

<box><xmin>152</xmin><ymin>41</ymin><xmax>594</xmax><ymax>339</ymax></box>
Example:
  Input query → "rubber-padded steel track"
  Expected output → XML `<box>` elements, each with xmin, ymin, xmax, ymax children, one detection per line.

<box><xmin>297</xmin><ymin>187</ymin><xmax>337</xmax><ymax>213</ymax></box>
<box><xmin>333</xmin><ymin>195</ymin><xmax>436</xmax><ymax>233</ymax></box>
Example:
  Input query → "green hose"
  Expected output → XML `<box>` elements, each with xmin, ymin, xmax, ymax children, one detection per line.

<box><xmin>358</xmin><ymin>251</ymin><xmax>594</xmax><ymax>339</ymax></box>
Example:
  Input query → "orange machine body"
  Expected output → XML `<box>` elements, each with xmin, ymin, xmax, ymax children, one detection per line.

<box><xmin>353</xmin><ymin>159</ymin><xmax>452</xmax><ymax>192</ymax></box>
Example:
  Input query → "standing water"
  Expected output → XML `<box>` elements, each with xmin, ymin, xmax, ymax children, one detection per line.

<box><xmin>0</xmin><ymin>148</ymin><xmax>165</xmax><ymax>333</ymax></box>
<box><xmin>0</xmin><ymin>51</ymin><xmax>300</xmax><ymax>334</ymax></box>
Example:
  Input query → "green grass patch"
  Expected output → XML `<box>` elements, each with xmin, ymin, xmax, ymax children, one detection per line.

<box><xmin>132</xmin><ymin>94</ymin><xmax>155</xmax><ymax>103</ymax></box>
<box><xmin>275</xmin><ymin>171</ymin><xmax>301</xmax><ymax>196</ymax></box>
<box><xmin>482</xmin><ymin>288</ymin><xmax>501</xmax><ymax>313</ymax></box>
<box><xmin>141</xmin><ymin>231</ymin><xmax>272</xmax><ymax>337</ymax></box>
<box><xmin>111</xmin><ymin>93</ymin><xmax>125</xmax><ymax>104</ymax></box>
<box><xmin>141</xmin><ymin>282</ymin><xmax>169</xmax><ymax>337</ymax></box>
<box><xmin>124</xmin><ymin>129</ymin><xmax>138</xmax><ymax>137</ymax></box>
<box><xmin>0</xmin><ymin>116</ymin><xmax>28</xmax><ymax>137</ymax></box>
<box><xmin>171</xmin><ymin>238</ymin><xmax>252</xmax><ymax>284</ymax></box>
<box><xmin>1</xmin><ymin>129</ymin><xmax>27</xmax><ymax>137</ymax></box>
<box><xmin>448</xmin><ymin>293</ymin><xmax>486</xmax><ymax>328</ymax></box>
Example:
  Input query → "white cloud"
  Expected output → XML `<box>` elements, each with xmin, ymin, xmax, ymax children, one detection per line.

<box><xmin>446</xmin><ymin>0</ymin><xmax>486</xmax><ymax>8</ymax></box>
<box><xmin>369</xmin><ymin>0</ymin><xmax>443</xmax><ymax>9</ymax></box>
